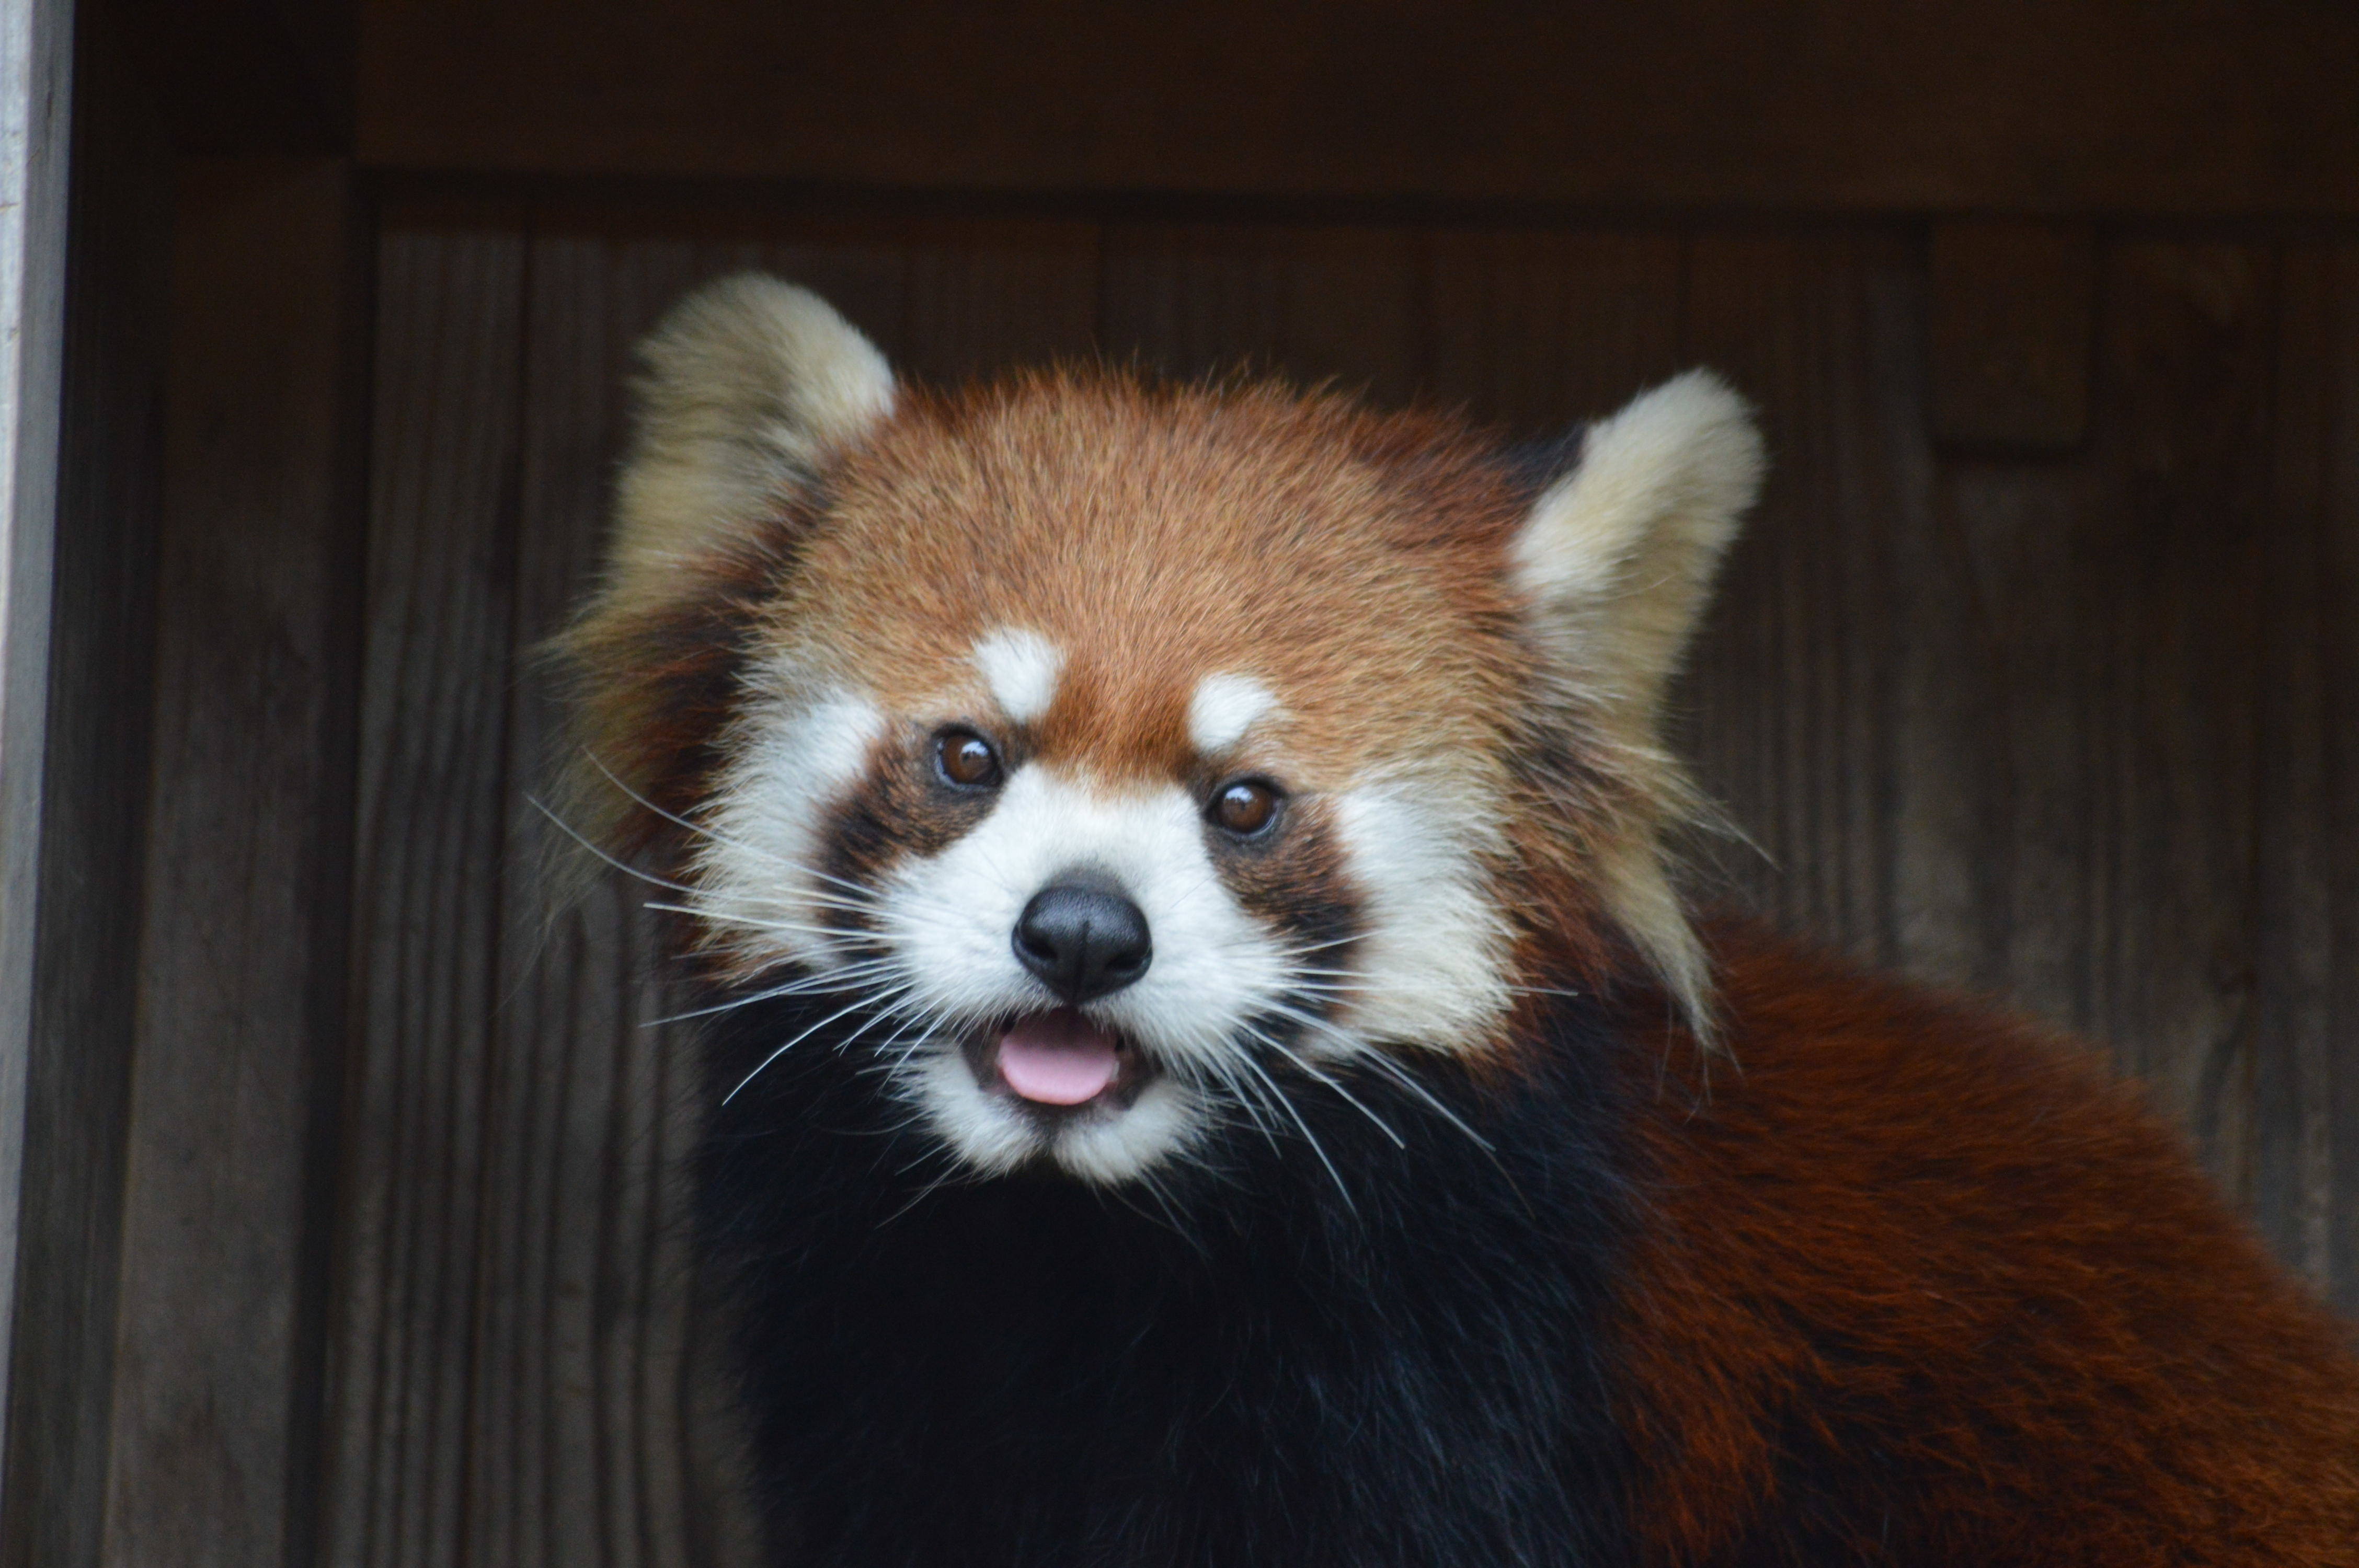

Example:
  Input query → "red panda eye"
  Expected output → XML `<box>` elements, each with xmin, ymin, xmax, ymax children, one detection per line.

<box><xmin>935</xmin><ymin>729</ymin><xmax>1002</xmax><ymax>789</ymax></box>
<box><xmin>1210</xmin><ymin>779</ymin><xmax>1282</xmax><ymax>836</ymax></box>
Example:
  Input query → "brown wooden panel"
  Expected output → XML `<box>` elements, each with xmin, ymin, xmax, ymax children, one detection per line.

<box><xmin>883</xmin><ymin>220</ymin><xmax>1100</xmax><ymax>385</ymax></box>
<box><xmin>1913</xmin><ymin>235</ymin><xmax>2277</xmax><ymax>1182</ymax></box>
<box><xmin>315</xmin><ymin>201</ymin><xmax>2357</xmax><ymax>1568</ymax></box>
<box><xmin>100</xmin><ymin>158</ymin><xmax>367</xmax><ymax>1568</ymax></box>
<box><xmin>1425</xmin><ymin>229</ymin><xmax>1685</xmax><ymax>433</ymax></box>
<box><xmin>2076</xmin><ymin>244</ymin><xmax>2272</xmax><ymax>1179</ymax></box>
<box><xmin>322</xmin><ymin>220</ymin><xmax>526</xmax><ymax>1568</ymax></box>
<box><xmin>477</xmin><ymin>232</ymin><xmax>736</xmax><ymax>1568</ymax></box>
<box><xmin>1678</xmin><ymin>232</ymin><xmax>2279</xmax><ymax>1206</ymax></box>
<box><xmin>1678</xmin><ymin>230</ymin><xmax>1930</xmax><ymax>965</ymax></box>
<box><xmin>1928</xmin><ymin>220</ymin><xmax>2096</xmax><ymax>452</ymax></box>
<box><xmin>2253</xmin><ymin>244</ymin><xmax>2359</xmax><ymax>1316</ymax></box>
<box><xmin>0</xmin><ymin>6</ymin><xmax>175</xmax><ymax>1564</ymax></box>
<box><xmin>357</xmin><ymin>1</ymin><xmax>2359</xmax><ymax>215</ymax></box>
<box><xmin>0</xmin><ymin>0</ymin><xmax>81</xmax><ymax>1513</ymax></box>
<box><xmin>120</xmin><ymin>0</ymin><xmax>355</xmax><ymax>154</ymax></box>
<box><xmin>1100</xmin><ymin>222</ymin><xmax>1418</xmax><ymax>402</ymax></box>
<box><xmin>1919</xmin><ymin>458</ymin><xmax>2101</xmax><ymax>1017</ymax></box>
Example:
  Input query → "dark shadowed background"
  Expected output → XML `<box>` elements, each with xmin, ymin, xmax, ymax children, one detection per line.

<box><xmin>2</xmin><ymin>3</ymin><xmax>2354</xmax><ymax>1566</ymax></box>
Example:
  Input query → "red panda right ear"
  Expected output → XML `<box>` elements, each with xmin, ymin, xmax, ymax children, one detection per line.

<box><xmin>545</xmin><ymin>276</ymin><xmax>894</xmax><ymax>863</ymax></box>
<box><xmin>599</xmin><ymin>273</ymin><xmax>896</xmax><ymax>625</ymax></box>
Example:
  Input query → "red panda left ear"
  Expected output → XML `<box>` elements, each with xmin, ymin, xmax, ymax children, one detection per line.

<box><xmin>1509</xmin><ymin>372</ymin><xmax>1763</xmax><ymax>1028</ymax></box>
<box><xmin>1509</xmin><ymin>370</ymin><xmax>1763</xmax><ymax>729</ymax></box>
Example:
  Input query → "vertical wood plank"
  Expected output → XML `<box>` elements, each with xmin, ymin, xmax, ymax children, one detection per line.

<box><xmin>0</xmin><ymin>0</ymin><xmax>77</xmax><ymax>1512</ymax></box>
<box><xmin>2077</xmin><ymin>243</ymin><xmax>2272</xmax><ymax>1183</ymax></box>
<box><xmin>2327</xmin><ymin>245</ymin><xmax>2359</xmax><ymax>1315</ymax></box>
<box><xmin>476</xmin><ymin>232</ymin><xmax>719</xmax><ymax>1568</ymax></box>
<box><xmin>1679</xmin><ymin>230</ymin><xmax>1933</xmax><ymax>966</ymax></box>
<box><xmin>884</xmin><ymin>218</ymin><xmax>1099</xmax><ymax>385</ymax></box>
<box><xmin>1100</xmin><ymin>222</ymin><xmax>1419</xmax><ymax>401</ymax></box>
<box><xmin>100</xmin><ymin>157</ymin><xmax>366</xmax><ymax>1568</ymax></box>
<box><xmin>2254</xmin><ymin>243</ymin><xmax>2359</xmax><ymax>1315</ymax></box>
<box><xmin>322</xmin><ymin>217</ymin><xmax>524</xmax><ymax>1568</ymax></box>
<box><xmin>1425</xmin><ymin>228</ymin><xmax>1685</xmax><ymax>431</ymax></box>
<box><xmin>1917</xmin><ymin>456</ymin><xmax>2097</xmax><ymax>1012</ymax></box>
<box><xmin>0</xmin><ymin>9</ymin><xmax>174</xmax><ymax>1566</ymax></box>
<box><xmin>1928</xmin><ymin>219</ymin><xmax>2097</xmax><ymax>452</ymax></box>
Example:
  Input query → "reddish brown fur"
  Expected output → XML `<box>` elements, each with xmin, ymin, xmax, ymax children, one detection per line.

<box><xmin>1612</xmin><ymin>921</ymin><xmax>2359</xmax><ymax>1565</ymax></box>
<box><xmin>562</xmin><ymin>367</ymin><xmax>1667</xmax><ymax>996</ymax></box>
<box><xmin>568</xmin><ymin>336</ymin><xmax>2359</xmax><ymax>1560</ymax></box>
<box><xmin>552</xmin><ymin>514</ymin><xmax>796</xmax><ymax>863</ymax></box>
<box><xmin>760</xmin><ymin>372</ymin><xmax>1532</xmax><ymax>792</ymax></box>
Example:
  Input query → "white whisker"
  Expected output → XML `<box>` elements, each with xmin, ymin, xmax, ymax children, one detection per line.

<box><xmin>1231</xmin><ymin>1051</ymin><xmax>1354</xmax><ymax>1210</ymax></box>
<box><xmin>723</xmin><ymin>985</ymin><xmax>918</xmax><ymax>1105</ymax></box>
<box><xmin>529</xmin><ymin>796</ymin><xmax>705</xmax><ymax>896</ymax></box>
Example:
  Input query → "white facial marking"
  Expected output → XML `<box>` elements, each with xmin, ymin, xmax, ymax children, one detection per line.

<box><xmin>694</xmin><ymin>682</ymin><xmax>887</xmax><ymax>971</ymax></box>
<box><xmin>971</xmin><ymin>628</ymin><xmax>1065</xmax><ymax>723</ymax></box>
<box><xmin>693</xmin><ymin>696</ymin><xmax>1519</xmax><ymax>1185</ymax></box>
<box><xmin>1187</xmin><ymin>672</ymin><xmax>1280</xmax><ymax>754</ymax></box>
<box><xmin>1329</xmin><ymin>779</ymin><xmax>1511</xmax><ymax>1051</ymax></box>
<box><xmin>877</xmin><ymin>762</ymin><xmax>1292</xmax><ymax>1181</ymax></box>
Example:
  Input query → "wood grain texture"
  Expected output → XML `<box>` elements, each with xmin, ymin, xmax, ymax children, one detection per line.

<box><xmin>322</xmin><ymin>219</ymin><xmax>525</xmax><ymax>1568</ymax></box>
<box><xmin>0</xmin><ymin>8</ymin><xmax>175</xmax><ymax>1566</ymax></box>
<box><xmin>1928</xmin><ymin>220</ymin><xmax>2096</xmax><ymax>452</ymax></box>
<box><xmin>2254</xmin><ymin>244</ymin><xmax>2359</xmax><ymax>1316</ymax></box>
<box><xmin>0</xmin><ymin>0</ymin><xmax>79</xmax><ymax>1505</ymax></box>
<box><xmin>317</xmin><ymin>207</ymin><xmax>2359</xmax><ymax>1568</ymax></box>
<box><xmin>1425</xmin><ymin>228</ymin><xmax>1685</xmax><ymax>433</ymax></box>
<box><xmin>354</xmin><ymin>1</ymin><xmax>2359</xmax><ymax>216</ymax></box>
<box><xmin>477</xmin><ymin>232</ymin><xmax>725</xmax><ymax>1568</ymax></box>
<box><xmin>99</xmin><ymin>159</ymin><xmax>367</xmax><ymax>1568</ymax></box>
<box><xmin>1677</xmin><ymin>232</ymin><xmax>2281</xmax><ymax>1203</ymax></box>
<box><xmin>1101</xmin><ymin>222</ymin><xmax>1418</xmax><ymax>402</ymax></box>
<box><xmin>118</xmin><ymin>0</ymin><xmax>354</xmax><ymax>153</ymax></box>
<box><xmin>2078</xmin><ymin>243</ymin><xmax>2272</xmax><ymax>1181</ymax></box>
<box><xmin>1678</xmin><ymin>229</ymin><xmax>1931</xmax><ymax>965</ymax></box>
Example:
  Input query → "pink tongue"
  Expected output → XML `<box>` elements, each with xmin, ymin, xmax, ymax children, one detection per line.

<box><xmin>997</xmin><ymin>1010</ymin><xmax>1120</xmax><ymax>1105</ymax></box>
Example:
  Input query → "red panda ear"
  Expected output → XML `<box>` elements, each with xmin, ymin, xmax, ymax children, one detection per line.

<box><xmin>545</xmin><ymin>276</ymin><xmax>894</xmax><ymax>863</ymax></box>
<box><xmin>1509</xmin><ymin>371</ymin><xmax>1763</xmax><ymax>732</ymax></box>
<box><xmin>601</xmin><ymin>273</ymin><xmax>895</xmax><ymax>623</ymax></box>
<box><xmin>1508</xmin><ymin>372</ymin><xmax>1762</xmax><ymax>1029</ymax></box>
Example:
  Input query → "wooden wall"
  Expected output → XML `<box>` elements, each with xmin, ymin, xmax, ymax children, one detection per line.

<box><xmin>7</xmin><ymin>5</ymin><xmax>2355</xmax><ymax>1565</ymax></box>
<box><xmin>0</xmin><ymin>6</ymin><xmax>174</xmax><ymax>1567</ymax></box>
<box><xmin>312</xmin><ymin>193</ymin><xmax>2359</xmax><ymax>1568</ymax></box>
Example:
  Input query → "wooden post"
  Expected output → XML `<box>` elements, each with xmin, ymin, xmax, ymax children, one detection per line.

<box><xmin>0</xmin><ymin>0</ymin><xmax>75</xmax><ymax>1520</ymax></box>
<box><xmin>97</xmin><ymin>156</ymin><xmax>368</xmax><ymax>1568</ymax></box>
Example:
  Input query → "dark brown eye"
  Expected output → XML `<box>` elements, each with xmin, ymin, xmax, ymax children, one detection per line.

<box><xmin>935</xmin><ymin>729</ymin><xmax>1002</xmax><ymax>789</ymax></box>
<box><xmin>1209</xmin><ymin>778</ymin><xmax>1282</xmax><ymax>836</ymax></box>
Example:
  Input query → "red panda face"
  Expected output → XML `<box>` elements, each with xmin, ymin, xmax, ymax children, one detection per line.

<box><xmin>560</xmin><ymin>276</ymin><xmax>1762</xmax><ymax>1185</ymax></box>
<box><xmin>689</xmin><ymin>380</ymin><xmax>1533</xmax><ymax>1180</ymax></box>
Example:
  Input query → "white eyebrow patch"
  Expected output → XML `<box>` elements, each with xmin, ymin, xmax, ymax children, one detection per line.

<box><xmin>972</xmin><ymin>627</ymin><xmax>1064</xmax><ymax>722</ymax></box>
<box><xmin>1187</xmin><ymin>672</ymin><xmax>1279</xmax><ymax>754</ymax></box>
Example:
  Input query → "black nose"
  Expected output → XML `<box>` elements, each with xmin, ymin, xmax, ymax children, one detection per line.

<box><xmin>1013</xmin><ymin>882</ymin><xmax>1152</xmax><ymax>1002</ymax></box>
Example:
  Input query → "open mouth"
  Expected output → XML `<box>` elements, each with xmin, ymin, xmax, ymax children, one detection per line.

<box><xmin>969</xmin><ymin>1008</ymin><xmax>1153</xmax><ymax>1114</ymax></box>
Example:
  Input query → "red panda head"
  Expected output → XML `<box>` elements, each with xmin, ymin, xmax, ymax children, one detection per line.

<box><xmin>556</xmin><ymin>274</ymin><xmax>1762</xmax><ymax>1184</ymax></box>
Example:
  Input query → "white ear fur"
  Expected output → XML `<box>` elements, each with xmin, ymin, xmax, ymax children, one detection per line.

<box><xmin>1510</xmin><ymin>371</ymin><xmax>1763</xmax><ymax>1031</ymax></box>
<box><xmin>1510</xmin><ymin>370</ymin><xmax>1763</xmax><ymax>723</ymax></box>
<box><xmin>603</xmin><ymin>274</ymin><xmax>895</xmax><ymax>619</ymax></box>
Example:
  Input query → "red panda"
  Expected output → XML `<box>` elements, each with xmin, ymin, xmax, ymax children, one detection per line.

<box><xmin>554</xmin><ymin>274</ymin><xmax>2359</xmax><ymax>1566</ymax></box>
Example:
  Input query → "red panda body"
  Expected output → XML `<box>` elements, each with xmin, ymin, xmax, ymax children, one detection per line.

<box><xmin>1623</xmin><ymin>928</ymin><xmax>2359</xmax><ymax>1564</ymax></box>
<box><xmin>557</xmin><ymin>276</ymin><xmax>2359</xmax><ymax>1566</ymax></box>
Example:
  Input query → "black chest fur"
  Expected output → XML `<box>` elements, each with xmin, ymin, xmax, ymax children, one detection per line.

<box><xmin>696</xmin><ymin>988</ymin><xmax>1641</xmax><ymax>1568</ymax></box>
